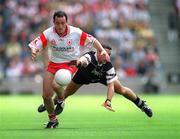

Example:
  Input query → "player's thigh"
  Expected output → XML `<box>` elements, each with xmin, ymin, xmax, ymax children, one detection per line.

<box><xmin>65</xmin><ymin>81</ymin><xmax>82</xmax><ymax>94</ymax></box>
<box><xmin>43</xmin><ymin>71</ymin><xmax>54</xmax><ymax>97</ymax></box>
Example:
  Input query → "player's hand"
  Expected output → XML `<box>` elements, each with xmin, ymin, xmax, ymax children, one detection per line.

<box><xmin>76</xmin><ymin>60</ymin><xmax>82</xmax><ymax>69</ymax></box>
<box><xmin>102</xmin><ymin>100</ymin><xmax>115</xmax><ymax>112</ymax></box>
<box><xmin>76</xmin><ymin>58</ymin><xmax>89</xmax><ymax>68</ymax></box>
<box><xmin>31</xmin><ymin>47</ymin><xmax>39</xmax><ymax>61</ymax></box>
<box><xmin>69</xmin><ymin>60</ymin><xmax>77</xmax><ymax>65</ymax></box>
<box><xmin>101</xmin><ymin>50</ymin><xmax>110</xmax><ymax>62</ymax></box>
<box><xmin>69</xmin><ymin>60</ymin><xmax>83</xmax><ymax>69</ymax></box>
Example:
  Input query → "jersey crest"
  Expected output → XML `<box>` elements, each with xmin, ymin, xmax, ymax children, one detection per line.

<box><xmin>50</xmin><ymin>39</ymin><xmax>57</xmax><ymax>46</ymax></box>
<box><xmin>66</xmin><ymin>39</ymin><xmax>72</xmax><ymax>46</ymax></box>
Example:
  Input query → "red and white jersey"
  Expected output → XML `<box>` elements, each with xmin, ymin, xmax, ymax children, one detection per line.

<box><xmin>28</xmin><ymin>25</ymin><xmax>95</xmax><ymax>63</ymax></box>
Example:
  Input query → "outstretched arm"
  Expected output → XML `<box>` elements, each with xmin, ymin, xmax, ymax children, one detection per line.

<box><xmin>79</xmin><ymin>31</ymin><xmax>110</xmax><ymax>62</ymax></box>
<box><xmin>93</xmin><ymin>39</ymin><xmax>110</xmax><ymax>62</ymax></box>
<box><xmin>30</xmin><ymin>47</ymin><xmax>39</xmax><ymax>61</ymax></box>
<box><xmin>101</xmin><ymin>81</ymin><xmax>115</xmax><ymax>112</ymax></box>
<box><xmin>107</xmin><ymin>81</ymin><xmax>115</xmax><ymax>102</ymax></box>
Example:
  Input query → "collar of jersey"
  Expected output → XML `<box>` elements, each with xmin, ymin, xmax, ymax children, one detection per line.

<box><xmin>54</xmin><ymin>25</ymin><xmax>70</xmax><ymax>37</ymax></box>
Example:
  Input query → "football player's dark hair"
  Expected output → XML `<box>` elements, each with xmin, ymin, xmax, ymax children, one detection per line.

<box><xmin>102</xmin><ymin>45</ymin><xmax>112</xmax><ymax>50</ymax></box>
<box><xmin>53</xmin><ymin>11</ymin><xmax>68</xmax><ymax>22</ymax></box>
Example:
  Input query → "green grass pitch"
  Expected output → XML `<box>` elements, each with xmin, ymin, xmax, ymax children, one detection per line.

<box><xmin>0</xmin><ymin>94</ymin><xmax>180</xmax><ymax>139</ymax></box>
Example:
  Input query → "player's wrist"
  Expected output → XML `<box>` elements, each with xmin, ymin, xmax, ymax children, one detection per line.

<box><xmin>76</xmin><ymin>60</ymin><xmax>82</xmax><ymax>69</ymax></box>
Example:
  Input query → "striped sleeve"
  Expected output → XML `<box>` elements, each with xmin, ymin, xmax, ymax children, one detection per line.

<box><xmin>79</xmin><ymin>32</ymin><xmax>87</xmax><ymax>46</ymax></box>
<box><xmin>28</xmin><ymin>33</ymin><xmax>48</xmax><ymax>50</ymax></box>
<box><xmin>79</xmin><ymin>32</ymin><xmax>95</xmax><ymax>47</ymax></box>
<box><xmin>106</xmin><ymin>67</ymin><xmax>118</xmax><ymax>84</ymax></box>
<box><xmin>40</xmin><ymin>33</ymin><xmax>47</xmax><ymax>48</ymax></box>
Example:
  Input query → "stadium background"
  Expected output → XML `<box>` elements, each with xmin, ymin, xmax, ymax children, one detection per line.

<box><xmin>0</xmin><ymin>0</ymin><xmax>180</xmax><ymax>139</ymax></box>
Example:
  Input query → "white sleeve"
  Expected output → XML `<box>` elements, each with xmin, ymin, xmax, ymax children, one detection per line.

<box><xmin>28</xmin><ymin>36</ymin><xmax>43</xmax><ymax>50</ymax></box>
<box><xmin>28</xmin><ymin>28</ymin><xmax>49</xmax><ymax>50</ymax></box>
<box><xmin>85</xmin><ymin>34</ymin><xmax>96</xmax><ymax>47</ymax></box>
<box><xmin>106</xmin><ymin>68</ymin><xmax>118</xmax><ymax>84</ymax></box>
<box><xmin>79</xmin><ymin>29</ymin><xmax>96</xmax><ymax>47</ymax></box>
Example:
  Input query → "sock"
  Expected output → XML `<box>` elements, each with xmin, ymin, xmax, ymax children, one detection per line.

<box><xmin>133</xmin><ymin>96</ymin><xmax>144</xmax><ymax>108</ymax></box>
<box><xmin>48</xmin><ymin>114</ymin><xmax>57</xmax><ymax>121</ymax></box>
<box><xmin>57</xmin><ymin>96</ymin><xmax>64</xmax><ymax>103</ymax></box>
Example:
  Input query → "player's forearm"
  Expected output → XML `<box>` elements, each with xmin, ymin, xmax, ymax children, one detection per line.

<box><xmin>93</xmin><ymin>39</ymin><xmax>110</xmax><ymax>61</ymax></box>
<box><xmin>28</xmin><ymin>41</ymin><xmax>41</xmax><ymax>60</ymax></box>
<box><xmin>93</xmin><ymin>39</ymin><xmax>105</xmax><ymax>52</ymax></box>
<box><xmin>107</xmin><ymin>82</ymin><xmax>115</xmax><ymax>101</ymax></box>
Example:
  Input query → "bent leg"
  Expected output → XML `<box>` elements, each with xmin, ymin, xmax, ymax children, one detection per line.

<box><xmin>43</xmin><ymin>71</ymin><xmax>55</xmax><ymax>115</ymax></box>
<box><xmin>64</xmin><ymin>81</ymin><xmax>82</xmax><ymax>99</ymax></box>
<box><xmin>114</xmin><ymin>80</ymin><xmax>137</xmax><ymax>101</ymax></box>
<box><xmin>114</xmin><ymin>79</ymin><xmax>153</xmax><ymax>117</ymax></box>
<box><xmin>52</xmin><ymin>80</ymin><xmax>64</xmax><ymax>101</ymax></box>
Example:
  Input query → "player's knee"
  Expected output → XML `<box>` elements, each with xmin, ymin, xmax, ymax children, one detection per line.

<box><xmin>52</xmin><ymin>82</ymin><xmax>62</xmax><ymax>92</ymax></box>
<box><xmin>42</xmin><ymin>93</ymin><xmax>53</xmax><ymax>100</ymax></box>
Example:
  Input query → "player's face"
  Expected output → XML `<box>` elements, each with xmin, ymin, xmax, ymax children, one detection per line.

<box><xmin>97</xmin><ymin>48</ymin><xmax>111</xmax><ymax>64</ymax></box>
<box><xmin>54</xmin><ymin>16</ymin><xmax>67</xmax><ymax>35</ymax></box>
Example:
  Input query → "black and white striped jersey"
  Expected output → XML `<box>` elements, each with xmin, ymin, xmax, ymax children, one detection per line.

<box><xmin>72</xmin><ymin>51</ymin><xmax>118</xmax><ymax>85</ymax></box>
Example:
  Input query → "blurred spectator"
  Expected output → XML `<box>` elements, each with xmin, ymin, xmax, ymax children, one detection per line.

<box><xmin>0</xmin><ymin>41</ymin><xmax>5</xmax><ymax>80</ymax></box>
<box><xmin>143</xmin><ymin>61</ymin><xmax>160</xmax><ymax>93</ymax></box>
<box><xmin>175</xmin><ymin>0</ymin><xmax>180</xmax><ymax>15</ymax></box>
<box><xmin>5</xmin><ymin>34</ymin><xmax>22</xmax><ymax>60</ymax></box>
<box><xmin>117</xmin><ymin>18</ymin><xmax>134</xmax><ymax>61</ymax></box>
<box><xmin>145</xmin><ymin>49</ymin><xmax>158</xmax><ymax>64</ymax></box>
<box><xmin>5</xmin><ymin>55</ymin><xmax>22</xmax><ymax>81</ymax></box>
<box><xmin>133</xmin><ymin>0</ymin><xmax>150</xmax><ymax>23</ymax></box>
<box><xmin>21</xmin><ymin>56</ymin><xmax>42</xmax><ymax>77</ymax></box>
<box><xmin>132</xmin><ymin>47</ymin><xmax>146</xmax><ymax>65</ymax></box>
<box><xmin>167</xmin><ymin>7</ymin><xmax>178</xmax><ymax>42</ymax></box>
<box><xmin>113</xmin><ymin>56</ymin><xmax>126</xmax><ymax>79</ymax></box>
<box><xmin>172</xmin><ymin>0</ymin><xmax>180</xmax><ymax>39</ymax></box>
<box><xmin>136</xmin><ymin>59</ymin><xmax>148</xmax><ymax>76</ymax></box>
<box><xmin>123</xmin><ymin>58</ymin><xmax>137</xmax><ymax>77</ymax></box>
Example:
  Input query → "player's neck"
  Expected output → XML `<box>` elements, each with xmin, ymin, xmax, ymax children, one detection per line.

<box><xmin>56</xmin><ymin>25</ymin><xmax>69</xmax><ymax>37</ymax></box>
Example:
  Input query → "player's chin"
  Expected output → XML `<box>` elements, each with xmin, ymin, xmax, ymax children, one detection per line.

<box><xmin>56</xmin><ymin>29</ymin><xmax>63</xmax><ymax>34</ymax></box>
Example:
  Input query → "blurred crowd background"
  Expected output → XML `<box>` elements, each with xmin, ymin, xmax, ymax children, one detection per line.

<box><xmin>0</xmin><ymin>0</ymin><xmax>180</xmax><ymax>93</ymax></box>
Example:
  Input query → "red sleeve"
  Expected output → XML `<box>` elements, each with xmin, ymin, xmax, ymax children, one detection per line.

<box><xmin>79</xmin><ymin>32</ymin><xmax>87</xmax><ymax>46</ymax></box>
<box><xmin>40</xmin><ymin>33</ymin><xmax>47</xmax><ymax>48</ymax></box>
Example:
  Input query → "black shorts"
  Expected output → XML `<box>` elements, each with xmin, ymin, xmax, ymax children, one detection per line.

<box><xmin>72</xmin><ymin>70</ymin><xmax>107</xmax><ymax>86</ymax></box>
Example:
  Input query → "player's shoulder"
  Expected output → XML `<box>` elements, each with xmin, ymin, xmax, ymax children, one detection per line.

<box><xmin>43</xmin><ymin>26</ymin><xmax>54</xmax><ymax>36</ymax></box>
<box><xmin>69</xmin><ymin>25</ymin><xmax>82</xmax><ymax>34</ymax></box>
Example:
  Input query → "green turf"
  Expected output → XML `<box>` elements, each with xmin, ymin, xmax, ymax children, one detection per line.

<box><xmin>0</xmin><ymin>94</ymin><xmax>180</xmax><ymax>139</ymax></box>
